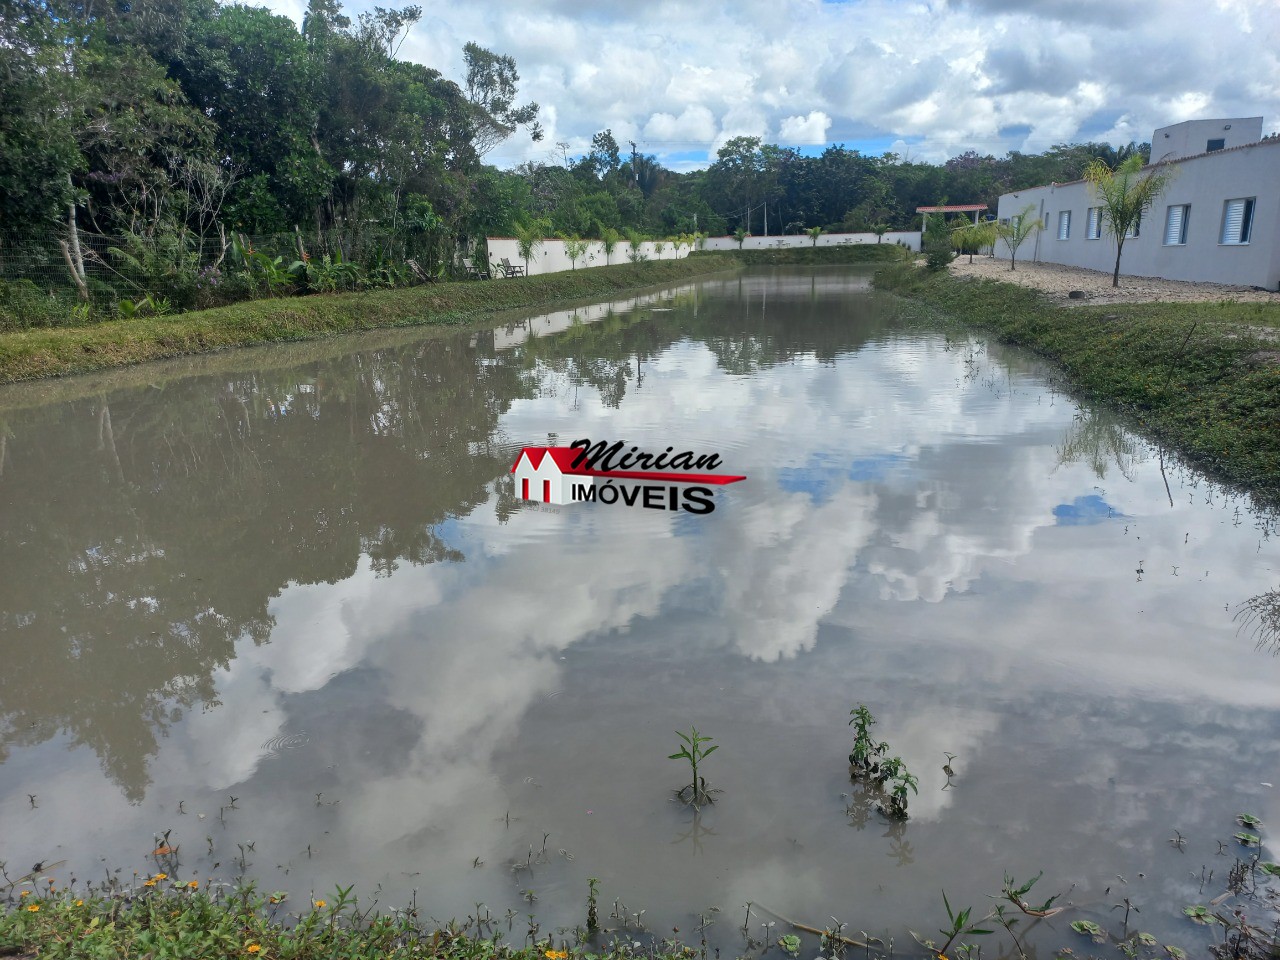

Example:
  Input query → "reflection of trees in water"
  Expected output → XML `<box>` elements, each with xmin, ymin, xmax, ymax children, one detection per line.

<box><xmin>1237</xmin><ymin>590</ymin><xmax>1280</xmax><ymax>655</ymax></box>
<box><xmin>1054</xmin><ymin>406</ymin><xmax>1148</xmax><ymax>481</ymax></box>
<box><xmin>0</xmin><ymin>338</ymin><xmax>530</xmax><ymax>800</ymax></box>
<box><xmin>0</xmin><ymin>275</ymin><xmax>901</xmax><ymax>800</ymax></box>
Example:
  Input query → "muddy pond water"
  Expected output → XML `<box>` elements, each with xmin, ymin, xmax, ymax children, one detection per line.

<box><xmin>2</xmin><ymin>267</ymin><xmax>1279</xmax><ymax>954</ymax></box>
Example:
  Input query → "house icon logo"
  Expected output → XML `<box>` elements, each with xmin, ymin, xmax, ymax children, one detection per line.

<box><xmin>511</xmin><ymin>447</ymin><xmax>587</xmax><ymax>506</ymax></box>
<box><xmin>511</xmin><ymin>440</ymin><xmax>745</xmax><ymax>514</ymax></box>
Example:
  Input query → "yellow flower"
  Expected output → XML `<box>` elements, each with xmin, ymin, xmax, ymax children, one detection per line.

<box><xmin>27</xmin><ymin>905</ymin><xmax>40</xmax><ymax>912</ymax></box>
<box><xmin>545</xmin><ymin>950</ymin><xmax>569</xmax><ymax>959</ymax></box>
<box><xmin>19</xmin><ymin>891</ymin><xmax>29</xmax><ymax>898</ymax></box>
<box><xmin>246</xmin><ymin>944</ymin><xmax>261</xmax><ymax>954</ymax></box>
<box><xmin>312</xmin><ymin>900</ymin><xmax>326</xmax><ymax>909</ymax></box>
<box><xmin>187</xmin><ymin>880</ymin><xmax>199</xmax><ymax>890</ymax></box>
<box><xmin>143</xmin><ymin>880</ymin><xmax>157</xmax><ymax>888</ymax></box>
<box><xmin>154</xmin><ymin>873</ymin><xmax>168</xmax><ymax>880</ymax></box>
<box><xmin>75</xmin><ymin>900</ymin><xmax>84</xmax><ymax>907</ymax></box>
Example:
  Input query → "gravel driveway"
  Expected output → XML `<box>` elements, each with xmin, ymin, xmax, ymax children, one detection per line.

<box><xmin>948</xmin><ymin>256</ymin><xmax>1280</xmax><ymax>307</ymax></box>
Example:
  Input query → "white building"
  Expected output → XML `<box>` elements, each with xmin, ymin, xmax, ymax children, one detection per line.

<box><xmin>510</xmin><ymin>447</ymin><xmax>592</xmax><ymax>505</ymax></box>
<box><xmin>995</xmin><ymin>117</ymin><xmax>1280</xmax><ymax>290</ymax></box>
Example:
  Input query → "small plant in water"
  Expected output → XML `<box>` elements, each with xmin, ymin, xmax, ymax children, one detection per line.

<box><xmin>848</xmin><ymin>704</ymin><xmax>888</xmax><ymax>776</ymax></box>
<box><xmin>670</xmin><ymin>727</ymin><xmax>720</xmax><ymax>807</ymax></box>
<box><xmin>777</xmin><ymin>933</ymin><xmax>801</xmax><ymax>955</ymax></box>
<box><xmin>1070</xmin><ymin>919</ymin><xmax>1104</xmax><ymax>941</ymax></box>
<box><xmin>881</xmin><ymin>770</ymin><xmax>918</xmax><ymax>820</ymax></box>
<box><xmin>1182</xmin><ymin>904</ymin><xmax>1219</xmax><ymax>925</ymax></box>
<box><xmin>1234</xmin><ymin>831</ymin><xmax>1261</xmax><ymax>847</ymax></box>
<box><xmin>1236</xmin><ymin>813</ymin><xmax>1263</xmax><ymax>828</ymax></box>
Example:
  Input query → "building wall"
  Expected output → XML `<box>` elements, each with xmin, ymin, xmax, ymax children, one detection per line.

<box><xmin>995</xmin><ymin>139</ymin><xmax>1280</xmax><ymax>290</ymax></box>
<box><xmin>1151</xmin><ymin>117</ymin><xmax>1263</xmax><ymax>163</ymax></box>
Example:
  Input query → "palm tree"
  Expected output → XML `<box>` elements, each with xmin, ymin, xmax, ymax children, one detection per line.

<box><xmin>1083</xmin><ymin>155</ymin><xmax>1175</xmax><ymax>287</ymax></box>
<box><xmin>514</xmin><ymin>219</ymin><xmax>547</xmax><ymax>275</ymax></box>
<box><xmin>993</xmin><ymin>204</ymin><xmax>1043</xmax><ymax>272</ymax></box>
<box><xmin>951</xmin><ymin>220</ymin><xmax>997</xmax><ymax>264</ymax></box>
<box><xmin>807</xmin><ymin>226</ymin><xmax>824</xmax><ymax>247</ymax></box>
<box><xmin>601</xmin><ymin>228</ymin><xmax>620</xmax><ymax>266</ymax></box>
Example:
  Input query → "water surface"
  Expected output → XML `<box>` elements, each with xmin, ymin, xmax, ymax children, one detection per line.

<box><xmin>1</xmin><ymin>268</ymin><xmax>1278</xmax><ymax>951</ymax></box>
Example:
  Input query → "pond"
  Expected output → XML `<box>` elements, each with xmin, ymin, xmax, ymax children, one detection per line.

<box><xmin>1</xmin><ymin>267</ymin><xmax>1278</xmax><ymax>954</ymax></box>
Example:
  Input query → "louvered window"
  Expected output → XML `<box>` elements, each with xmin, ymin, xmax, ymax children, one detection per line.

<box><xmin>1163</xmin><ymin>205</ymin><xmax>1189</xmax><ymax>245</ymax></box>
<box><xmin>1220</xmin><ymin>198</ymin><xmax>1255</xmax><ymax>245</ymax></box>
<box><xmin>1124</xmin><ymin>214</ymin><xmax>1141</xmax><ymax>239</ymax></box>
<box><xmin>1086</xmin><ymin>207</ymin><xmax>1101</xmax><ymax>239</ymax></box>
<box><xmin>1057</xmin><ymin>211</ymin><xmax>1071</xmax><ymax>240</ymax></box>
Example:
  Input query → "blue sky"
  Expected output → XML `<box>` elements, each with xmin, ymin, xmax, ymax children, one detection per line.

<box><xmin>259</xmin><ymin>0</ymin><xmax>1279</xmax><ymax>171</ymax></box>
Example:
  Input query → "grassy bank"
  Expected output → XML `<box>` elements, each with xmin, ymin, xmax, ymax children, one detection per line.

<box><xmin>695</xmin><ymin>244</ymin><xmax>907</xmax><ymax>266</ymax></box>
<box><xmin>0</xmin><ymin>257</ymin><xmax>740</xmax><ymax>385</ymax></box>
<box><xmin>0</xmin><ymin>883</ymin><xmax>644</xmax><ymax>960</ymax></box>
<box><xmin>874</xmin><ymin>263</ymin><xmax>1280</xmax><ymax>509</ymax></box>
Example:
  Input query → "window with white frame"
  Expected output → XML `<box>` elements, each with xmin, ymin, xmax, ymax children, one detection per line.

<box><xmin>1057</xmin><ymin>210</ymin><xmax>1071</xmax><ymax>240</ymax></box>
<box><xmin>1086</xmin><ymin>207</ymin><xmax>1101</xmax><ymax>239</ymax></box>
<box><xmin>1163</xmin><ymin>204</ymin><xmax>1189</xmax><ymax>245</ymax></box>
<box><xmin>1219</xmin><ymin>198</ymin><xmax>1255</xmax><ymax>245</ymax></box>
<box><xmin>1124</xmin><ymin>214</ymin><xmax>1141</xmax><ymax>239</ymax></box>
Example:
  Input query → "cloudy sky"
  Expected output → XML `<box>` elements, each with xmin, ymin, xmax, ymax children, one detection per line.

<box><xmin>260</xmin><ymin>0</ymin><xmax>1279</xmax><ymax>169</ymax></box>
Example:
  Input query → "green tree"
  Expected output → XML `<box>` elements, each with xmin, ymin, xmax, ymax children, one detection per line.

<box><xmin>514</xmin><ymin>218</ymin><xmax>548</xmax><ymax>274</ymax></box>
<box><xmin>993</xmin><ymin>204</ymin><xmax>1043</xmax><ymax>271</ymax></box>
<box><xmin>1083</xmin><ymin>154</ymin><xmax>1175</xmax><ymax>287</ymax></box>
<box><xmin>600</xmin><ymin>228</ymin><xmax>621</xmax><ymax>265</ymax></box>
<box><xmin>951</xmin><ymin>220</ymin><xmax>997</xmax><ymax>264</ymax></box>
<box><xmin>922</xmin><ymin>206</ymin><xmax>955</xmax><ymax>271</ymax></box>
<box><xmin>463</xmin><ymin>42</ymin><xmax>542</xmax><ymax>157</ymax></box>
<box><xmin>807</xmin><ymin>226</ymin><xmax>824</xmax><ymax>247</ymax></box>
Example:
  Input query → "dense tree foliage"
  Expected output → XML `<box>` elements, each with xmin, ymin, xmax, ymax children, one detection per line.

<box><xmin>0</xmin><ymin>0</ymin><xmax>1150</xmax><ymax>313</ymax></box>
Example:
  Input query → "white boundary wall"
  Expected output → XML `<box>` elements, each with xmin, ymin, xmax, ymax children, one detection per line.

<box><xmin>701</xmin><ymin>231</ymin><xmax>920</xmax><ymax>251</ymax></box>
<box><xmin>485</xmin><ymin>231</ymin><xmax>922</xmax><ymax>276</ymax></box>
<box><xmin>484</xmin><ymin>238</ymin><xmax>691</xmax><ymax>277</ymax></box>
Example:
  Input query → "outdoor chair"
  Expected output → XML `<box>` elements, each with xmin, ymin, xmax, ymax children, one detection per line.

<box><xmin>500</xmin><ymin>257</ymin><xmax>525</xmax><ymax>277</ymax></box>
<box><xmin>462</xmin><ymin>256</ymin><xmax>489</xmax><ymax>280</ymax></box>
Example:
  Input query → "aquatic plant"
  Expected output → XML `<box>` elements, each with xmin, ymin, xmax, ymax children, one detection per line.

<box><xmin>669</xmin><ymin>727</ymin><xmax>719</xmax><ymax>807</ymax></box>
<box><xmin>1070</xmin><ymin>919</ymin><xmax>1104</xmax><ymax>940</ymax></box>
<box><xmin>932</xmin><ymin>891</ymin><xmax>993</xmax><ymax>957</ymax></box>
<box><xmin>847</xmin><ymin>704</ymin><xmax>886</xmax><ymax>776</ymax></box>
<box><xmin>586</xmin><ymin>877</ymin><xmax>599</xmax><ymax>933</ymax></box>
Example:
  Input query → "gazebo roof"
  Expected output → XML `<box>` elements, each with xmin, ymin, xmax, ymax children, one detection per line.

<box><xmin>915</xmin><ymin>204</ymin><xmax>988</xmax><ymax>213</ymax></box>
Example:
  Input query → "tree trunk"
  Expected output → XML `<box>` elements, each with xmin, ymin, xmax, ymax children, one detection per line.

<box><xmin>64</xmin><ymin>182</ymin><xmax>89</xmax><ymax>302</ymax></box>
<box><xmin>1112</xmin><ymin>241</ymin><xmax>1124</xmax><ymax>288</ymax></box>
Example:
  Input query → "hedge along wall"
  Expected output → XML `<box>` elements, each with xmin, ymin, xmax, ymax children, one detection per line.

<box><xmin>484</xmin><ymin>238</ymin><xmax>692</xmax><ymax>276</ymax></box>
<box><xmin>701</xmin><ymin>231</ymin><xmax>922</xmax><ymax>252</ymax></box>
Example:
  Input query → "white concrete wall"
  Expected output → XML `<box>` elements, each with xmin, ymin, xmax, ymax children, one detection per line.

<box><xmin>701</xmin><ymin>231</ymin><xmax>921</xmax><ymax>251</ymax></box>
<box><xmin>1151</xmin><ymin>117</ymin><xmax>1263</xmax><ymax>163</ymax></box>
<box><xmin>995</xmin><ymin>138</ymin><xmax>1280</xmax><ymax>290</ymax></box>
<box><xmin>484</xmin><ymin>238</ymin><xmax>691</xmax><ymax>276</ymax></box>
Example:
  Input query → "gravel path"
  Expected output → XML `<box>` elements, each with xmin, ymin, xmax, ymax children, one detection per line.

<box><xmin>947</xmin><ymin>256</ymin><xmax>1280</xmax><ymax>306</ymax></box>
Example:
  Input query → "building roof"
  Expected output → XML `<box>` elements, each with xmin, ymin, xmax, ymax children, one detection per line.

<box><xmin>511</xmin><ymin>447</ymin><xmax>582</xmax><ymax>473</ymax></box>
<box><xmin>1003</xmin><ymin>134</ymin><xmax>1280</xmax><ymax>196</ymax></box>
<box><xmin>916</xmin><ymin>204</ymin><xmax>988</xmax><ymax>212</ymax></box>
